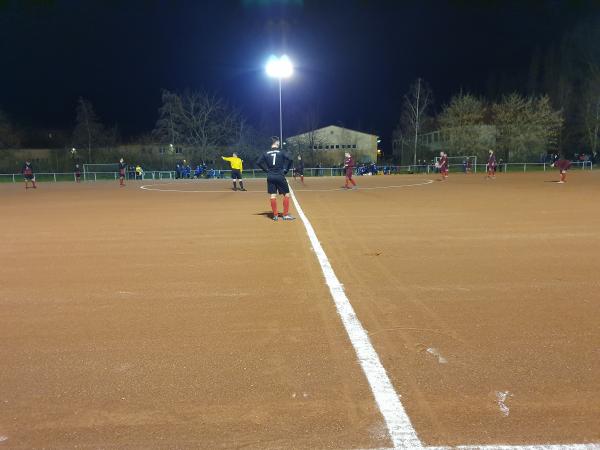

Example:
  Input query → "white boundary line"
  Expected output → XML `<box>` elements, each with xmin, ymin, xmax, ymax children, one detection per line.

<box><xmin>368</xmin><ymin>446</ymin><xmax>600</xmax><ymax>450</ymax></box>
<box><xmin>140</xmin><ymin>179</ymin><xmax>435</xmax><ymax>194</ymax></box>
<box><xmin>287</xmin><ymin>185</ymin><xmax>422</xmax><ymax>449</ymax></box>
<box><xmin>288</xmin><ymin>186</ymin><xmax>600</xmax><ymax>450</ymax></box>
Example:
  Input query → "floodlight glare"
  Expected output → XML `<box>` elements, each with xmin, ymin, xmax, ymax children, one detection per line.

<box><xmin>266</xmin><ymin>54</ymin><xmax>293</xmax><ymax>79</ymax></box>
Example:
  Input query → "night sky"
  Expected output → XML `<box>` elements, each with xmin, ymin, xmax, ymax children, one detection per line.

<box><xmin>1</xmin><ymin>0</ymin><xmax>598</xmax><ymax>150</ymax></box>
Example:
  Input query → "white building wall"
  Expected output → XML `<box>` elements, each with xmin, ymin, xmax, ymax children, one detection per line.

<box><xmin>287</xmin><ymin>125</ymin><xmax>378</xmax><ymax>165</ymax></box>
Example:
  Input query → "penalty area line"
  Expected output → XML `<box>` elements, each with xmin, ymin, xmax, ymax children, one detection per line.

<box><xmin>288</xmin><ymin>185</ymin><xmax>422</xmax><ymax>449</ymax></box>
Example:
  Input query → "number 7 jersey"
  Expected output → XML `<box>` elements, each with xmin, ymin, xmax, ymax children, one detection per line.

<box><xmin>256</xmin><ymin>149</ymin><xmax>293</xmax><ymax>176</ymax></box>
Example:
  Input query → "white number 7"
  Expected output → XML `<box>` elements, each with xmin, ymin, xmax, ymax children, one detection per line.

<box><xmin>271</xmin><ymin>153</ymin><xmax>277</xmax><ymax>165</ymax></box>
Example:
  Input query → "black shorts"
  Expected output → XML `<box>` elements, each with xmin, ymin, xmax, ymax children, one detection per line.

<box><xmin>231</xmin><ymin>169</ymin><xmax>242</xmax><ymax>180</ymax></box>
<box><xmin>294</xmin><ymin>168</ymin><xmax>304</xmax><ymax>175</ymax></box>
<box><xmin>267</xmin><ymin>174</ymin><xmax>289</xmax><ymax>195</ymax></box>
<box><xmin>24</xmin><ymin>175</ymin><xmax>34</xmax><ymax>180</ymax></box>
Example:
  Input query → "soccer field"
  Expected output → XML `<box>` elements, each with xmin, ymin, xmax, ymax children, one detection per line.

<box><xmin>1</xmin><ymin>172</ymin><xmax>599</xmax><ymax>449</ymax></box>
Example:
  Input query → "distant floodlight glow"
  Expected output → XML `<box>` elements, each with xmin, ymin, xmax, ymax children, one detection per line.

<box><xmin>266</xmin><ymin>54</ymin><xmax>293</xmax><ymax>78</ymax></box>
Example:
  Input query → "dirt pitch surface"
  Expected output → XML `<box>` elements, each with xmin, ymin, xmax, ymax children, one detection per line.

<box><xmin>1</xmin><ymin>171</ymin><xmax>599</xmax><ymax>449</ymax></box>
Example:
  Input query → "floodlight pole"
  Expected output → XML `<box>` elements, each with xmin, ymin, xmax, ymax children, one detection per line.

<box><xmin>278</xmin><ymin>77</ymin><xmax>283</xmax><ymax>148</ymax></box>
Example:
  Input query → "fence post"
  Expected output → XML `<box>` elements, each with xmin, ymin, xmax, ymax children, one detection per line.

<box><xmin>54</xmin><ymin>173</ymin><xmax>57</xmax><ymax>182</ymax></box>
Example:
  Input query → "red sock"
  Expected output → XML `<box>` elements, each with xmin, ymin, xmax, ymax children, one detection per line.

<box><xmin>300</xmin><ymin>175</ymin><xmax>304</xmax><ymax>184</ymax></box>
<box><xmin>350</xmin><ymin>178</ymin><xmax>356</xmax><ymax>186</ymax></box>
<box><xmin>270</xmin><ymin>198</ymin><xmax>278</xmax><ymax>217</ymax></box>
<box><xmin>283</xmin><ymin>196</ymin><xmax>290</xmax><ymax>215</ymax></box>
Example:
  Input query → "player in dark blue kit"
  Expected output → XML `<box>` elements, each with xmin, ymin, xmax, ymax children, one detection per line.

<box><xmin>118</xmin><ymin>158</ymin><xmax>126</xmax><ymax>187</ymax></box>
<box><xmin>256</xmin><ymin>138</ymin><xmax>295</xmax><ymax>221</ymax></box>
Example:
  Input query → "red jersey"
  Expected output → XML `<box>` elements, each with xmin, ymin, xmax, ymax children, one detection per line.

<box><xmin>439</xmin><ymin>155</ymin><xmax>448</xmax><ymax>170</ymax></box>
<box><xmin>554</xmin><ymin>159</ymin><xmax>572</xmax><ymax>171</ymax></box>
<box><xmin>344</xmin><ymin>155</ymin><xmax>355</xmax><ymax>169</ymax></box>
<box><xmin>487</xmin><ymin>154</ymin><xmax>496</xmax><ymax>167</ymax></box>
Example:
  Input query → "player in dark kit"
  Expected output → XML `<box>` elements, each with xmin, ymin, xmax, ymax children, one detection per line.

<box><xmin>256</xmin><ymin>138</ymin><xmax>295</xmax><ymax>221</ymax></box>
<box><xmin>22</xmin><ymin>160</ymin><xmax>37</xmax><ymax>189</ymax></box>
<box><xmin>293</xmin><ymin>155</ymin><xmax>305</xmax><ymax>184</ymax></box>
<box><xmin>343</xmin><ymin>152</ymin><xmax>357</xmax><ymax>189</ymax></box>
<box><xmin>551</xmin><ymin>157</ymin><xmax>572</xmax><ymax>183</ymax></box>
<box><xmin>118</xmin><ymin>158</ymin><xmax>126</xmax><ymax>187</ymax></box>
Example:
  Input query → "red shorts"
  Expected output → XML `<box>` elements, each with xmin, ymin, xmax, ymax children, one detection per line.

<box><xmin>345</xmin><ymin>168</ymin><xmax>354</xmax><ymax>178</ymax></box>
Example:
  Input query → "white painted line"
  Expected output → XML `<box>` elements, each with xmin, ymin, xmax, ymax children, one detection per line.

<box><xmin>429</xmin><ymin>445</ymin><xmax>600</xmax><ymax>450</ymax></box>
<box><xmin>293</xmin><ymin>179</ymin><xmax>435</xmax><ymax>192</ymax></box>
<box><xmin>140</xmin><ymin>179</ymin><xmax>435</xmax><ymax>194</ymax></box>
<box><xmin>288</xmin><ymin>186</ymin><xmax>422</xmax><ymax>449</ymax></box>
<box><xmin>289</xmin><ymin>186</ymin><xmax>600</xmax><ymax>450</ymax></box>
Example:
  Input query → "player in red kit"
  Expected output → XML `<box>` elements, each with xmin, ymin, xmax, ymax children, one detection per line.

<box><xmin>22</xmin><ymin>160</ymin><xmax>37</xmax><ymax>189</ymax></box>
<box><xmin>293</xmin><ymin>155</ymin><xmax>305</xmax><ymax>185</ymax></box>
<box><xmin>437</xmin><ymin>151</ymin><xmax>449</xmax><ymax>180</ymax></box>
<box><xmin>486</xmin><ymin>149</ymin><xmax>497</xmax><ymax>179</ymax></box>
<box><xmin>551</xmin><ymin>157</ymin><xmax>572</xmax><ymax>183</ymax></box>
<box><xmin>343</xmin><ymin>152</ymin><xmax>357</xmax><ymax>189</ymax></box>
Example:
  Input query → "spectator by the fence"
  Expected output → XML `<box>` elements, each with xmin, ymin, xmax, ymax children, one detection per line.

<box><xmin>194</xmin><ymin>165</ymin><xmax>205</xmax><ymax>179</ymax></box>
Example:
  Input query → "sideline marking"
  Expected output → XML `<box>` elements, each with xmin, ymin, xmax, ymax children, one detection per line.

<box><xmin>293</xmin><ymin>179</ymin><xmax>434</xmax><ymax>192</ymax></box>
<box><xmin>370</xmin><ymin>446</ymin><xmax>600</xmax><ymax>450</ymax></box>
<box><xmin>140</xmin><ymin>179</ymin><xmax>434</xmax><ymax>193</ymax></box>
<box><xmin>288</xmin><ymin>185</ymin><xmax>422</xmax><ymax>449</ymax></box>
<box><xmin>288</xmin><ymin>186</ymin><xmax>600</xmax><ymax>450</ymax></box>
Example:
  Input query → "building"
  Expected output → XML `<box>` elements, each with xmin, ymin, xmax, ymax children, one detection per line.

<box><xmin>286</xmin><ymin>125</ymin><xmax>378</xmax><ymax>166</ymax></box>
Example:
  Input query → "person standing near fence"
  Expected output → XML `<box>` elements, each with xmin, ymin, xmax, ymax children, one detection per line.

<box><xmin>486</xmin><ymin>149</ymin><xmax>497</xmax><ymax>179</ymax></box>
<box><xmin>221</xmin><ymin>152</ymin><xmax>246</xmax><ymax>191</ymax></box>
<box><xmin>118</xmin><ymin>158</ymin><xmax>126</xmax><ymax>187</ymax></box>
<box><xmin>343</xmin><ymin>152</ymin><xmax>357</xmax><ymax>189</ymax></box>
<box><xmin>22</xmin><ymin>160</ymin><xmax>37</xmax><ymax>189</ymax></box>
<box><xmin>551</xmin><ymin>157</ymin><xmax>572</xmax><ymax>183</ymax></box>
<box><xmin>293</xmin><ymin>155</ymin><xmax>305</xmax><ymax>184</ymax></box>
<box><xmin>256</xmin><ymin>138</ymin><xmax>295</xmax><ymax>221</ymax></box>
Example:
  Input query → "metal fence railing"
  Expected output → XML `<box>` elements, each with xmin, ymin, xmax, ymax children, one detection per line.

<box><xmin>0</xmin><ymin>161</ymin><xmax>593</xmax><ymax>183</ymax></box>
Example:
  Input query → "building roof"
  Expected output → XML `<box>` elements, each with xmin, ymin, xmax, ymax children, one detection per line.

<box><xmin>287</xmin><ymin>125</ymin><xmax>378</xmax><ymax>141</ymax></box>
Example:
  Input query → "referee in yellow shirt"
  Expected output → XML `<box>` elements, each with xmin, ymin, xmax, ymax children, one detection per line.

<box><xmin>221</xmin><ymin>152</ymin><xmax>246</xmax><ymax>191</ymax></box>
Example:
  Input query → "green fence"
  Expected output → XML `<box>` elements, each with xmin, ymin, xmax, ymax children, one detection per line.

<box><xmin>0</xmin><ymin>161</ymin><xmax>593</xmax><ymax>183</ymax></box>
